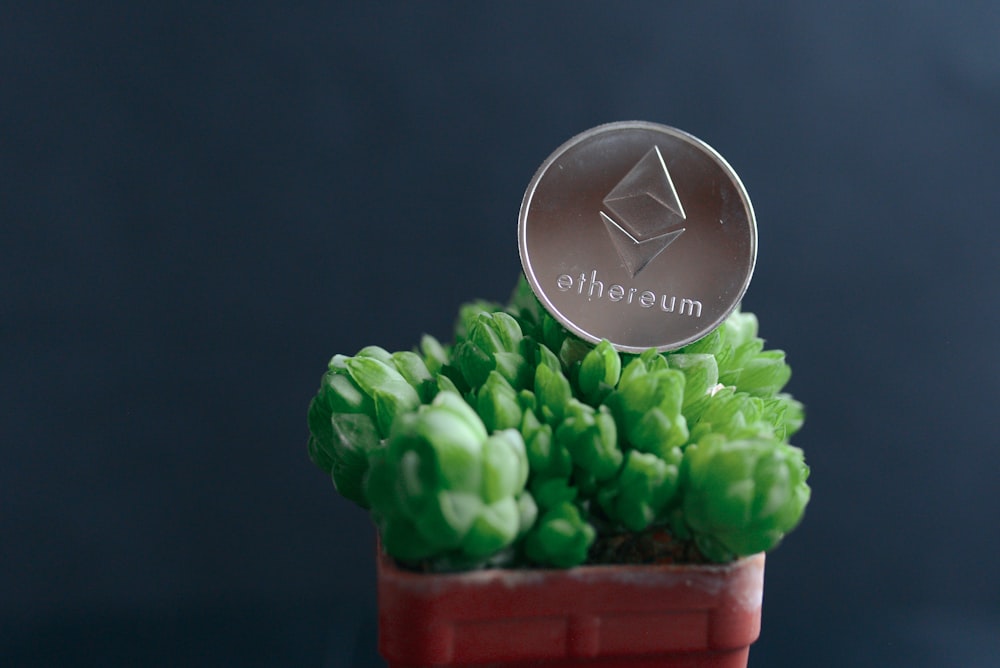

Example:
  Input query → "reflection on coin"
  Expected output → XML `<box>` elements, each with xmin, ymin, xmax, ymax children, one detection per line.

<box><xmin>518</xmin><ymin>121</ymin><xmax>757</xmax><ymax>353</ymax></box>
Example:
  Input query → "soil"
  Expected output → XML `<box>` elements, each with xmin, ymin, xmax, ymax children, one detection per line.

<box><xmin>586</xmin><ymin>528</ymin><xmax>710</xmax><ymax>565</ymax></box>
<box><xmin>396</xmin><ymin>528</ymin><xmax>712</xmax><ymax>573</ymax></box>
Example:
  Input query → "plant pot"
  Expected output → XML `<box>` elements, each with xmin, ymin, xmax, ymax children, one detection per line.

<box><xmin>377</xmin><ymin>547</ymin><xmax>766</xmax><ymax>668</ymax></box>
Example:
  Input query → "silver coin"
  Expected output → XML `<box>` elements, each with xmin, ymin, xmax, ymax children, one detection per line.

<box><xmin>518</xmin><ymin>121</ymin><xmax>757</xmax><ymax>353</ymax></box>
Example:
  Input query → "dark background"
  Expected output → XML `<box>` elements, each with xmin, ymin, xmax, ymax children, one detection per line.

<box><xmin>3</xmin><ymin>3</ymin><xmax>999</xmax><ymax>666</ymax></box>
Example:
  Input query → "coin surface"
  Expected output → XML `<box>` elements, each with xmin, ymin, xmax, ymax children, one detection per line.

<box><xmin>518</xmin><ymin>121</ymin><xmax>757</xmax><ymax>352</ymax></box>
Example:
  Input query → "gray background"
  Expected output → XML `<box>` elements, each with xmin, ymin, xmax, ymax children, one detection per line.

<box><xmin>3</xmin><ymin>3</ymin><xmax>999</xmax><ymax>666</ymax></box>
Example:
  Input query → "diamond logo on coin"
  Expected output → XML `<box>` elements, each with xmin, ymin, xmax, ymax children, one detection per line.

<box><xmin>518</xmin><ymin>121</ymin><xmax>757</xmax><ymax>352</ymax></box>
<box><xmin>600</xmin><ymin>145</ymin><xmax>687</xmax><ymax>277</ymax></box>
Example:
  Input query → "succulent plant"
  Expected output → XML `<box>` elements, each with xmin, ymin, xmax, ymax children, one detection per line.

<box><xmin>308</xmin><ymin>275</ymin><xmax>810</xmax><ymax>569</ymax></box>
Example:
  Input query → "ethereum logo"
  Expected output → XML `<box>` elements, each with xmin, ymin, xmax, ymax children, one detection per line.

<box><xmin>601</xmin><ymin>146</ymin><xmax>687</xmax><ymax>277</ymax></box>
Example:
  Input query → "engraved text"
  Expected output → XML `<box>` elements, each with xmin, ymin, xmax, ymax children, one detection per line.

<box><xmin>555</xmin><ymin>270</ymin><xmax>702</xmax><ymax>318</ymax></box>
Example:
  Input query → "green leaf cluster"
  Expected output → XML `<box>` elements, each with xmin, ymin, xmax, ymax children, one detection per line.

<box><xmin>307</xmin><ymin>276</ymin><xmax>810</xmax><ymax>568</ymax></box>
<box><xmin>365</xmin><ymin>392</ymin><xmax>531</xmax><ymax>564</ymax></box>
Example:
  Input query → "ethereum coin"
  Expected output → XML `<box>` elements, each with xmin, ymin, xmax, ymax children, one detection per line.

<box><xmin>518</xmin><ymin>121</ymin><xmax>757</xmax><ymax>352</ymax></box>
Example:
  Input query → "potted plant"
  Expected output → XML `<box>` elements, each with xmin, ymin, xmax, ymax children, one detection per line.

<box><xmin>307</xmin><ymin>276</ymin><xmax>810</xmax><ymax>668</ymax></box>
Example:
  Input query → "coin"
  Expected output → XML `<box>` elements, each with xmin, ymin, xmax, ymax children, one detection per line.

<box><xmin>518</xmin><ymin>121</ymin><xmax>757</xmax><ymax>353</ymax></box>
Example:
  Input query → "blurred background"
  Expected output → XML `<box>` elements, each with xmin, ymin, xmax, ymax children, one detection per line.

<box><xmin>3</xmin><ymin>2</ymin><xmax>999</xmax><ymax>666</ymax></box>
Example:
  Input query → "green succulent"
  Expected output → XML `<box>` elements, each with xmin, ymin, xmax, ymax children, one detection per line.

<box><xmin>680</xmin><ymin>434</ymin><xmax>810</xmax><ymax>561</ymax></box>
<box><xmin>453</xmin><ymin>311</ymin><xmax>532</xmax><ymax>391</ymax></box>
<box><xmin>365</xmin><ymin>392</ymin><xmax>530</xmax><ymax>563</ymax></box>
<box><xmin>307</xmin><ymin>274</ymin><xmax>810</xmax><ymax>568</ymax></box>
<box><xmin>307</xmin><ymin>348</ymin><xmax>425</xmax><ymax>507</ymax></box>
<box><xmin>598</xmin><ymin>450</ymin><xmax>680</xmax><ymax>532</ymax></box>
<box><xmin>524</xmin><ymin>501</ymin><xmax>596</xmax><ymax>568</ymax></box>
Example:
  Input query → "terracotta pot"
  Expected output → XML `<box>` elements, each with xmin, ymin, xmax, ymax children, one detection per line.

<box><xmin>377</xmin><ymin>547</ymin><xmax>765</xmax><ymax>668</ymax></box>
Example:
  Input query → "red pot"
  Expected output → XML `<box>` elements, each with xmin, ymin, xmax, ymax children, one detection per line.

<box><xmin>377</xmin><ymin>548</ymin><xmax>766</xmax><ymax>668</ymax></box>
